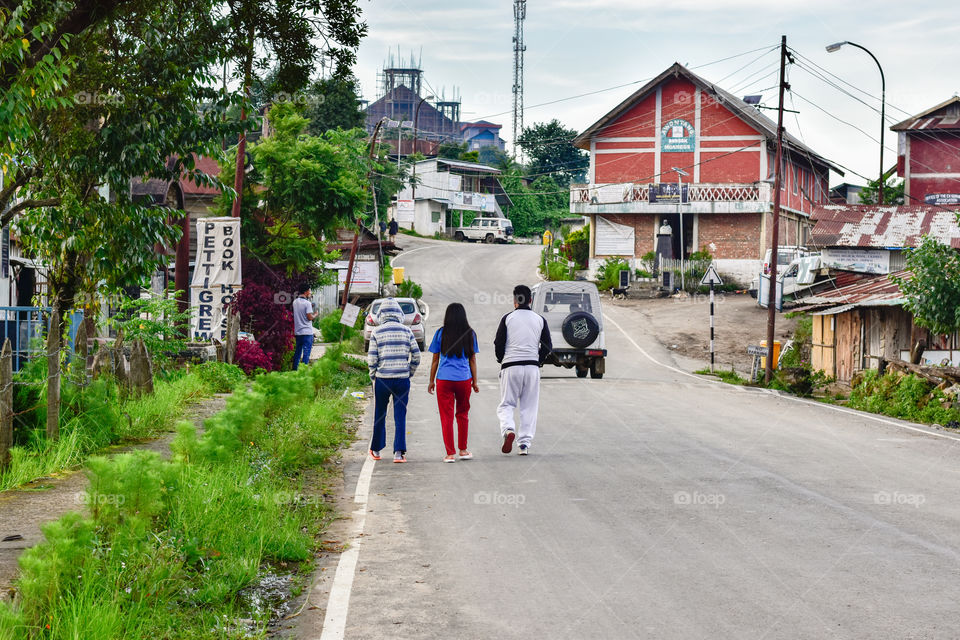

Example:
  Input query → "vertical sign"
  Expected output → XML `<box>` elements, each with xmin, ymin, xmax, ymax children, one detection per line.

<box><xmin>1</xmin><ymin>226</ymin><xmax>8</xmax><ymax>279</ymax></box>
<box><xmin>191</xmin><ymin>217</ymin><xmax>241</xmax><ymax>341</ymax></box>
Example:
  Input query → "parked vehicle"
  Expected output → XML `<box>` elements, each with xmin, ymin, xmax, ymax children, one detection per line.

<box><xmin>453</xmin><ymin>217</ymin><xmax>514</xmax><ymax>244</ymax></box>
<box><xmin>750</xmin><ymin>246</ymin><xmax>813</xmax><ymax>298</ymax></box>
<box><xmin>363</xmin><ymin>297</ymin><xmax>428</xmax><ymax>352</ymax></box>
<box><xmin>531</xmin><ymin>281</ymin><xmax>606</xmax><ymax>379</ymax></box>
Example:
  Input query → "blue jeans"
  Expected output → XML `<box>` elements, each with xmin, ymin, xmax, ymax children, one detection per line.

<box><xmin>371</xmin><ymin>377</ymin><xmax>410</xmax><ymax>453</ymax></box>
<box><xmin>293</xmin><ymin>334</ymin><xmax>314</xmax><ymax>370</ymax></box>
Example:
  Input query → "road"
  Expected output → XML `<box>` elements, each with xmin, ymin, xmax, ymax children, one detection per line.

<box><xmin>320</xmin><ymin>235</ymin><xmax>960</xmax><ymax>640</ymax></box>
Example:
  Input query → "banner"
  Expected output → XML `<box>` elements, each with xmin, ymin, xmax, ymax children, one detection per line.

<box><xmin>191</xmin><ymin>217</ymin><xmax>242</xmax><ymax>340</ymax></box>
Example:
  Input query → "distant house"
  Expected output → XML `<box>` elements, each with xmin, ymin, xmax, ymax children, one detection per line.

<box><xmin>828</xmin><ymin>183</ymin><xmax>865</xmax><ymax>205</ymax></box>
<box><xmin>461</xmin><ymin>121</ymin><xmax>505</xmax><ymax>152</ymax></box>
<box><xmin>392</xmin><ymin>158</ymin><xmax>512</xmax><ymax>236</ymax></box>
<box><xmin>569</xmin><ymin>62</ymin><xmax>841</xmax><ymax>284</ymax></box>
<box><xmin>365</xmin><ymin>85</ymin><xmax>460</xmax><ymax>145</ymax></box>
<box><xmin>892</xmin><ymin>96</ymin><xmax>960</xmax><ymax>206</ymax></box>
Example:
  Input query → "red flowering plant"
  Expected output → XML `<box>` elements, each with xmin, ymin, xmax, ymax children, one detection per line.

<box><xmin>234</xmin><ymin>338</ymin><xmax>273</xmax><ymax>375</ymax></box>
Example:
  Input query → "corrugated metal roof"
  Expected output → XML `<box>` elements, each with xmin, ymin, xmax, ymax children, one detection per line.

<box><xmin>810</xmin><ymin>204</ymin><xmax>960</xmax><ymax>249</ymax></box>
<box><xmin>891</xmin><ymin>97</ymin><xmax>960</xmax><ymax>131</ymax></box>
<box><xmin>435</xmin><ymin>158</ymin><xmax>500</xmax><ymax>173</ymax></box>
<box><xmin>802</xmin><ymin>270</ymin><xmax>908</xmax><ymax>311</ymax></box>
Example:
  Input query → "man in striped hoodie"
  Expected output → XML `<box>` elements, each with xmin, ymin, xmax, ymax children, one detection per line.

<box><xmin>367</xmin><ymin>298</ymin><xmax>421</xmax><ymax>463</ymax></box>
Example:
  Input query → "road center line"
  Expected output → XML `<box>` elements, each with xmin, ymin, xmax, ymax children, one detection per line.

<box><xmin>603</xmin><ymin>311</ymin><xmax>960</xmax><ymax>444</ymax></box>
<box><xmin>317</xmin><ymin>452</ymin><xmax>376</xmax><ymax>640</ymax></box>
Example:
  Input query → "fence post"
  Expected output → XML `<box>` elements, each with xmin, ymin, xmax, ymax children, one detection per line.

<box><xmin>0</xmin><ymin>338</ymin><xmax>11</xmax><ymax>469</ymax></box>
<box><xmin>46</xmin><ymin>305</ymin><xmax>60</xmax><ymax>441</ymax></box>
<box><xmin>74</xmin><ymin>319</ymin><xmax>88</xmax><ymax>387</ymax></box>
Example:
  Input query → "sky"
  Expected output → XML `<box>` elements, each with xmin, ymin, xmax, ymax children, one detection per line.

<box><xmin>352</xmin><ymin>0</ymin><xmax>960</xmax><ymax>188</ymax></box>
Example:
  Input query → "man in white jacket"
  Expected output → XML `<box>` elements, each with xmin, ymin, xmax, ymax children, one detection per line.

<box><xmin>493</xmin><ymin>284</ymin><xmax>552</xmax><ymax>455</ymax></box>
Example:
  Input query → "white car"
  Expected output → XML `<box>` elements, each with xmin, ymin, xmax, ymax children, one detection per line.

<box><xmin>453</xmin><ymin>217</ymin><xmax>514</xmax><ymax>244</ymax></box>
<box><xmin>531</xmin><ymin>281</ymin><xmax>606</xmax><ymax>379</ymax></box>
<box><xmin>363</xmin><ymin>297</ymin><xmax>428</xmax><ymax>352</ymax></box>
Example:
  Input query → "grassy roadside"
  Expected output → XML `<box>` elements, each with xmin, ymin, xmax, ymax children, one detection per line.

<box><xmin>0</xmin><ymin>362</ymin><xmax>245</xmax><ymax>493</ymax></box>
<box><xmin>0</xmin><ymin>347</ymin><xmax>369</xmax><ymax>639</ymax></box>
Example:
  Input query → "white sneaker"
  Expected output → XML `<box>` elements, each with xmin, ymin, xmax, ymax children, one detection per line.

<box><xmin>518</xmin><ymin>445</ymin><xmax>529</xmax><ymax>456</ymax></box>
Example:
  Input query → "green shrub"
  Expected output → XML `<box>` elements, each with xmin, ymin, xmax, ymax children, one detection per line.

<box><xmin>562</xmin><ymin>225</ymin><xmax>589</xmax><ymax>269</ymax></box>
<box><xmin>546</xmin><ymin>260</ymin><xmax>573</xmax><ymax>281</ymax></box>
<box><xmin>193</xmin><ymin>361</ymin><xmax>247</xmax><ymax>392</ymax></box>
<box><xmin>597</xmin><ymin>257</ymin><xmax>630</xmax><ymax>290</ymax></box>
<box><xmin>106</xmin><ymin>285</ymin><xmax>191</xmax><ymax>371</ymax></box>
<box><xmin>397</xmin><ymin>278</ymin><xmax>423</xmax><ymax>299</ymax></box>
<box><xmin>848</xmin><ymin>370</ymin><xmax>960</xmax><ymax>424</ymax></box>
<box><xmin>318</xmin><ymin>308</ymin><xmax>362</xmax><ymax>343</ymax></box>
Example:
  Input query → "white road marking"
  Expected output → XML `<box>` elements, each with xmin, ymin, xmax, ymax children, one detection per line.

<box><xmin>603</xmin><ymin>312</ymin><xmax>960</xmax><ymax>444</ymax></box>
<box><xmin>318</xmin><ymin>453</ymin><xmax>376</xmax><ymax>640</ymax></box>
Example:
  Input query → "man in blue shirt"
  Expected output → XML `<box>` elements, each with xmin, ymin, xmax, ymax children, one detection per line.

<box><xmin>292</xmin><ymin>284</ymin><xmax>317</xmax><ymax>370</ymax></box>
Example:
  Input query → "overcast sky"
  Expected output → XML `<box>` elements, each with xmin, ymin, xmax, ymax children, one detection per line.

<box><xmin>353</xmin><ymin>0</ymin><xmax>960</xmax><ymax>187</ymax></box>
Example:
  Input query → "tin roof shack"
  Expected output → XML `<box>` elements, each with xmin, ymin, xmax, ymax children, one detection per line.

<box><xmin>392</xmin><ymin>158</ymin><xmax>512</xmax><ymax>236</ymax></box>
<box><xmin>892</xmin><ymin>97</ymin><xmax>960</xmax><ymax>206</ymax></box>
<box><xmin>570</xmin><ymin>62</ymin><xmax>842</xmax><ymax>285</ymax></box>
<box><xmin>802</xmin><ymin>271</ymin><xmax>960</xmax><ymax>385</ymax></box>
<box><xmin>810</xmin><ymin>204</ymin><xmax>960</xmax><ymax>276</ymax></box>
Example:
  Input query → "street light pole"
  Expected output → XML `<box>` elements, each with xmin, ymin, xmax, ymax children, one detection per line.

<box><xmin>827</xmin><ymin>41</ymin><xmax>886</xmax><ymax>204</ymax></box>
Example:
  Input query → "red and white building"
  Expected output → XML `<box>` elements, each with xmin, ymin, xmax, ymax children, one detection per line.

<box><xmin>892</xmin><ymin>96</ymin><xmax>960</xmax><ymax>206</ymax></box>
<box><xmin>570</xmin><ymin>63</ymin><xmax>842</xmax><ymax>284</ymax></box>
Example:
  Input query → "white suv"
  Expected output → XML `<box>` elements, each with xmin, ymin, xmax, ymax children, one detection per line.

<box><xmin>453</xmin><ymin>217</ymin><xmax>514</xmax><ymax>244</ymax></box>
<box><xmin>531</xmin><ymin>281</ymin><xmax>606</xmax><ymax>379</ymax></box>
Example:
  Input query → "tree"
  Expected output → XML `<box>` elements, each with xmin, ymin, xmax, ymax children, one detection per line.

<box><xmin>891</xmin><ymin>237</ymin><xmax>960</xmax><ymax>336</ymax></box>
<box><xmin>437</xmin><ymin>140</ymin><xmax>468</xmax><ymax>160</ymax></box>
<box><xmin>858</xmin><ymin>176</ymin><xmax>905</xmax><ymax>205</ymax></box>
<box><xmin>516</xmin><ymin>119</ymin><xmax>588</xmax><ymax>187</ymax></box>
<box><xmin>304</xmin><ymin>75</ymin><xmax>366</xmax><ymax>135</ymax></box>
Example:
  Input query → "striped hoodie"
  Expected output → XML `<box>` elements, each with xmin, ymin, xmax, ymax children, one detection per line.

<box><xmin>367</xmin><ymin>298</ymin><xmax>421</xmax><ymax>379</ymax></box>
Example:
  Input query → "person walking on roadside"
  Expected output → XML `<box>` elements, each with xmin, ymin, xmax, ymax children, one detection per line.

<box><xmin>292</xmin><ymin>284</ymin><xmax>317</xmax><ymax>370</ymax></box>
<box><xmin>427</xmin><ymin>303</ymin><xmax>479</xmax><ymax>463</ymax></box>
<box><xmin>494</xmin><ymin>284</ymin><xmax>552</xmax><ymax>455</ymax></box>
<box><xmin>368</xmin><ymin>298</ymin><xmax>421</xmax><ymax>463</ymax></box>
<box><xmin>388</xmin><ymin>217</ymin><xmax>399</xmax><ymax>243</ymax></box>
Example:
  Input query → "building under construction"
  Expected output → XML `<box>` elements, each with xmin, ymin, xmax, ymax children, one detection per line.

<box><xmin>364</xmin><ymin>53</ymin><xmax>464</xmax><ymax>151</ymax></box>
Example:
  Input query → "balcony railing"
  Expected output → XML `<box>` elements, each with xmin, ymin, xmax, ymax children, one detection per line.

<box><xmin>570</xmin><ymin>182</ymin><xmax>770</xmax><ymax>206</ymax></box>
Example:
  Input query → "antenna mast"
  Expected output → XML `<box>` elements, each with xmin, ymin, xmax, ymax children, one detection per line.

<box><xmin>512</xmin><ymin>0</ymin><xmax>526</xmax><ymax>157</ymax></box>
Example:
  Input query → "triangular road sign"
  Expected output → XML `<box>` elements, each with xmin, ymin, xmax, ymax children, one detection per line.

<box><xmin>700</xmin><ymin>263</ymin><xmax>723</xmax><ymax>286</ymax></box>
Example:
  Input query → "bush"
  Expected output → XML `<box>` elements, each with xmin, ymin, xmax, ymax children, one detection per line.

<box><xmin>562</xmin><ymin>225</ymin><xmax>589</xmax><ymax>269</ymax></box>
<box><xmin>397</xmin><ymin>278</ymin><xmax>423</xmax><ymax>299</ymax></box>
<box><xmin>193</xmin><ymin>361</ymin><xmax>247</xmax><ymax>392</ymax></box>
<box><xmin>597</xmin><ymin>257</ymin><xmax>630</xmax><ymax>290</ymax></box>
<box><xmin>848</xmin><ymin>370</ymin><xmax>960</xmax><ymax>424</ymax></box>
<box><xmin>546</xmin><ymin>260</ymin><xmax>573</xmax><ymax>281</ymax></box>
<box><xmin>106</xmin><ymin>285</ymin><xmax>191</xmax><ymax>371</ymax></box>
<box><xmin>234</xmin><ymin>338</ymin><xmax>273</xmax><ymax>375</ymax></box>
<box><xmin>234</xmin><ymin>281</ymin><xmax>293</xmax><ymax>371</ymax></box>
<box><xmin>318</xmin><ymin>308</ymin><xmax>362</xmax><ymax>343</ymax></box>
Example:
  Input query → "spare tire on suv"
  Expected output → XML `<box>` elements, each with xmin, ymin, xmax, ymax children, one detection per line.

<box><xmin>561</xmin><ymin>311</ymin><xmax>600</xmax><ymax>349</ymax></box>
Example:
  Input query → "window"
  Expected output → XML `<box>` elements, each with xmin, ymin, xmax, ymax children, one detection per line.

<box><xmin>792</xmin><ymin>165</ymin><xmax>798</xmax><ymax>195</ymax></box>
<box><xmin>540</xmin><ymin>292</ymin><xmax>593</xmax><ymax>315</ymax></box>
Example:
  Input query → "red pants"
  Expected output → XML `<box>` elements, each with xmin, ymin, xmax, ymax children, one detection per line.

<box><xmin>436</xmin><ymin>379</ymin><xmax>472</xmax><ymax>455</ymax></box>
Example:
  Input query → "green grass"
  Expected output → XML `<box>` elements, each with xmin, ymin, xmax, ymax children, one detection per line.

<box><xmin>0</xmin><ymin>365</ymin><xmax>231</xmax><ymax>492</ymax></box>
<box><xmin>0</xmin><ymin>348</ymin><xmax>368</xmax><ymax>639</ymax></box>
<box><xmin>694</xmin><ymin>367</ymin><xmax>747</xmax><ymax>385</ymax></box>
<box><xmin>847</xmin><ymin>369</ymin><xmax>960</xmax><ymax>425</ymax></box>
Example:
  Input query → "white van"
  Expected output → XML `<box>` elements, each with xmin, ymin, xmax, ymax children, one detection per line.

<box><xmin>453</xmin><ymin>217</ymin><xmax>514</xmax><ymax>243</ymax></box>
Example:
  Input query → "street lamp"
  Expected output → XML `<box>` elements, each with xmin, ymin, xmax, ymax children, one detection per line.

<box><xmin>672</xmin><ymin>167</ymin><xmax>689</xmax><ymax>291</ymax></box>
<box><xmin>827</xmin><ymin>41</ymin><xmax>886</xmax><ymax>204</ymax></box>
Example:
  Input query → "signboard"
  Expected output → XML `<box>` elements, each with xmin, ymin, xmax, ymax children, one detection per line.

<box><xmin>594</xmin><ymin>216</ymin><xmax>634</xmax><ymax>256</ymax></box>
<box><xmin>396</xmin><ymin>199</ymin><xmax>414</xmax><ymax>223</ymax></box>
<box><xmin>334</xmin><ymin>260</ymin><xmax>379</xmax><ymax>294</ymax></box>
<box><xmin>699</xmin><ymin>264</ymin><xmax>723</xmax><ymax>286</ymax></box>
<box><xmin>1</xmin><ymin>226</ymin><xmax>8</xmax><ymax>279</ymax></box>
<box><xmin>649</xmin><ymin>183</ymin><xmax>689</xmax><ymax>205</ymax></box>
<box><xmin>340</xmin><ymin>303</ymin><xmax>360</xmax><ymax>328</ymax></box>
<box><xmin>924</xmin><ymin>193</ymin><xmax>960</xmax><ymax>205</ymax></box>
<box><xmin>660</xmin><ymin>118</ymin><xmax>695</xmax><ymax>152</ymax></box>
<box><xmin>821</xmin><ymin>248</ymin><xmax>890</xmax><ymax>275</ymax></box>
<box><xmin>190</xmin><ymin>217</ymin><xmax>242</xmax><ymax>341</ymax></box>
<box><xmin>451</xmin><ymin>191</ymin><xmax>495</xmax><ymax>213</ymax></box>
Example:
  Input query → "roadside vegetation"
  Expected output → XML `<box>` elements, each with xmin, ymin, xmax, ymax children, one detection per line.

<box><xmin>848</xmin><ymin>370</ymin><xmax>960</xmax><ymax>427</ymax></box>
<box><xmin>0</xmin><ymin>348</ymin><xmax>369</xmax><ymax>639</ymax></box>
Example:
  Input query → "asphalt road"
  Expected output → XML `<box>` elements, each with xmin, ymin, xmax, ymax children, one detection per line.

<box><xmin>332</xmin><ymin>235</ymin><xmax>960</xmax><ymax>640</ymax></box>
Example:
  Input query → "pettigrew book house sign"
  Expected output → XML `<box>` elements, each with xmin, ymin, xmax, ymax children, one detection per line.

<box><xmin>191</xmin><ymin>217</ymin><xmax>242</xmax><ymax>340</ymax></box>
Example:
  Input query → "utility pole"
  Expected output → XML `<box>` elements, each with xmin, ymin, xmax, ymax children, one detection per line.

<box><xmin>765</xmin><ymin>35</ymin><xmax>789</xmax><ymax>384</ymax></box>
<box><xmin>342</xmin><ymin>119</ymin><xmax>385</xmax><ymax>308</ymax></box>
<box><xmin>511</xmin><ymin>0</ymin><xmax>526</xmax><ymax>157</ymax></box>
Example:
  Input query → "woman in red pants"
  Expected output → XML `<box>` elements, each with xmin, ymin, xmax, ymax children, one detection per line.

<box><xmin>427</xmin><ymin>303</ymin><xmax>479</xmax><ymax>463</ymax></box>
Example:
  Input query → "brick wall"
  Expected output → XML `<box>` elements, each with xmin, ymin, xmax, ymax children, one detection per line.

<box><xmin>698</xmin><ymin>214</ymin><xmax>762</xmax><ymax>260</ymax></box>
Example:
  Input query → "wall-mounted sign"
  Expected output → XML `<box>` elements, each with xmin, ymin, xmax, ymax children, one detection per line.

<box><xmin>396</xmin><ymin>199</ymin><xmax>414</xmax><ymax>223</ymax></box>
<box><xmin>821</xmin><ymin>248</ymin><xmax>890</xmax><ymax>275</ymax></box>
<box><xmin>649</xmin><ymin>183</ymin><xmax>689</xmax><ymax>204</ymax></box>
<box><xmin>660</xmin><ymin>118</ymin><xmax>695</xmax><ymax>152</ymax></box>
<box><xmin>924</xmin><ymin>193</ymin><xmax>960</xmax><ymax>205</ymax></box>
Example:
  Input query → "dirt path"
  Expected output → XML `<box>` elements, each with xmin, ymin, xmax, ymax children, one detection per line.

<box><xmin>607</xmin><ymin>292</ymin><xmax>798</xmax><ymax>374</ymax></box>
<box><xmin>0</xmin><ymin>394</ymin><xmax>229</xmax><ymax>601</ymax></box>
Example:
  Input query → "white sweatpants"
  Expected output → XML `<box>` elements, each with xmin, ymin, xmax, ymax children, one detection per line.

<box><xmin>497</xmin><ymin>365</ymin><xmax>541</xmax><ymax>447</ymax></box>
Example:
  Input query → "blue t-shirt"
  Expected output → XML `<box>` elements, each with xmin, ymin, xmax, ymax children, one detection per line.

<box><xmin>428</xmin><ymin>328</ymin><xmax>479</xmax><ymax>381</ymax></box>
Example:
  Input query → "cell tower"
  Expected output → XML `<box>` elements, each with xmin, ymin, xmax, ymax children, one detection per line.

<box><xmin>512</xmin><ymin>0</ymin><xmax>526</xmax><ymax>157</ymax></box>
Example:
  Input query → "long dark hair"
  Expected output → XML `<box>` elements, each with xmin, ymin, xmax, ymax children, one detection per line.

<box><xmin>440</xmin><ymin>303</ymin><xmax>475</xmax><ymax>358</ymax></box>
